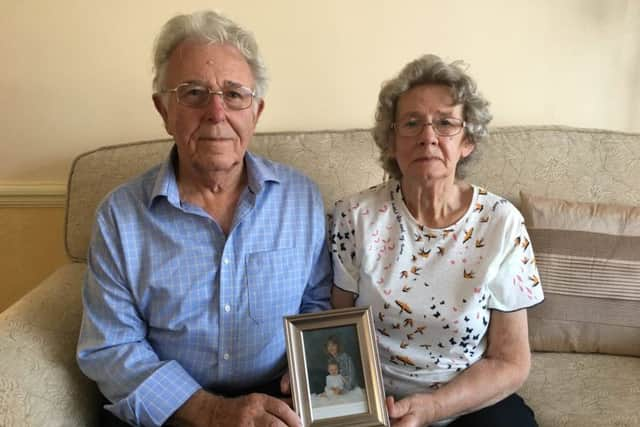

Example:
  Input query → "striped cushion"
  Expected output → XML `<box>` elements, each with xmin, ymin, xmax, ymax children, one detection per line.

<box><xmin>520</xmin><ymin>192</ymin><xmax>640</xmax><ymax>356</ymax></box>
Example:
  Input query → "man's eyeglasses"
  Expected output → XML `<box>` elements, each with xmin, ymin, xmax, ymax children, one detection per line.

<box><xmin>160</xmin><ymin>83</ymin><xmax>256</xmax><ymax>110</ymax></box>
<box><xmin>392</xmin><ymin>117</ymin><xmax>465</xmax><ymax>137</ymax></box>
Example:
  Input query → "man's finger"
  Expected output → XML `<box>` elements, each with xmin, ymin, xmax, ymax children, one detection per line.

<box><xmin>391</xmin><ymin>417</ymin><xmax>414</xmax><ymax>427</ymax></box>
<box><xmin>264</xmin><ymin>395</ymin><xmax>300</xmax><ymax>427</ymax></box>
<box><xmin>256</xmin><ymin>412</ymin><xmax>288</xmax><ymax>427</ymax></box>
<box><xmin>278</xmin><ymin>396</ymin><xmax>294</xmax><ymax>408</ymax></box>
<box><xmin>280</xmin><ymin>371</ymin><xmax>291</xmax><ymax>395</ymax></box>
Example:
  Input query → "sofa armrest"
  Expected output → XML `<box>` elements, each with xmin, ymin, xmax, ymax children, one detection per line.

<box><xmin>0</xmin><ymin>263</ymin><xmax>99</xmax><ymax>427</ymax></box>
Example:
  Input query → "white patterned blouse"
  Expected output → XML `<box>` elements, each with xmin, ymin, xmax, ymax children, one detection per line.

<box><xmin>330</xmin><ymin>180</ymin><xmax>544</xmax><ymax>397</ymax></box>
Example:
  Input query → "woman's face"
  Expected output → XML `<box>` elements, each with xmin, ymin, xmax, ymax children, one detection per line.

<box><xmin>391</xmin><ymin>84</ymin><xmax>474</xmax><ymax>184</ymax></box>
<box><xmin>327</xmin><ymin>341</ymin><xmax>338</xmax><ymax>356</ymax></box>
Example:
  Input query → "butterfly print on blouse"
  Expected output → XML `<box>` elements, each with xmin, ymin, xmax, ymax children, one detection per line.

<box><xmin>395</xmin><ymin>300</ymin><xmax>412</xmax><ymax>314</ymax></box>
<box><xmin>463</xmin><ymin>228</ymin><xmax>473</xmax><ymax>243</ymax></box>
<box><xmin>391</xmin><ymin>354</ymin><xmax>416</xmax><ymax>367</ymax></box>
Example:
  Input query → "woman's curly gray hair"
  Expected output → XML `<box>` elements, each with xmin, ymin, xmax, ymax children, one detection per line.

<box><xmin>152</xmin><ymin>10</ymin><xmax>268</xmax><ymax>100</ymax></box>
<box><xmin>373</xmin><ymin>54</ymin><xmax>492</xmax><ymax>180</ymax></box>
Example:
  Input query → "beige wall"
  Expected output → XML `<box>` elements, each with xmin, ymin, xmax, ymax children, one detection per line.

<box><xmin>0</xmin><ymin>207</ymin><xmax>68</xmax><ymax>313</ymax></box>
<box><xmin>2</xmin><ymin>0</ymin><xmax>639</xmax><ymax>184</ymax></box>
<box><xmin>1</xmin><ymin>0</ymin><xmax>640</xmax><ymax>309</ymax></box>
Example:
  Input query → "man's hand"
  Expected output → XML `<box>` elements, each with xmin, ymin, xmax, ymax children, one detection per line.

<box><xmin>218</xmin><ymin>393</ymin><xmax>300</xmax><ymax>427</ymax></box>
<box><xmin>280</xmin><ymin>371</ymin><xmax>291</xmax><ymax>396</ymax></box>
<box><xmin>386</xmin><ymin>394</ymin><xmax>435</xmax><ymax>427</ymax></box>
<box><xmin>279</xmin><ymin>371</ymin><xmax>295</xmax><ymax>408</ymax></box>
<box><xmin>168</xmin><ymin>389</ymin><xmax>300</xmax><ymax>427</ymax></box>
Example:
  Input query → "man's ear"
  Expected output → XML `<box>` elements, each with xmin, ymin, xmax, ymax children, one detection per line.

<box><xmin>152</xmin><ymin>94</ymin><xmax>171</xmax><ymax>134</ymax></box>
<box><xmin>254</xmin><ymin>98</ymin><xmax>265</xmax><ymax>123</ymax></box>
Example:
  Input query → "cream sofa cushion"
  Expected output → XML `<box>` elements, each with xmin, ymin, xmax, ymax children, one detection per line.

<box><xmin>0</xmin><ymin>263</ymin><xmax>98</xmax><ymax>426</ymax></box>
<box><xmin>521</xmin><ymin>192</ymin><xmax>640</xmax><ymax>356</ymax></box>
<box><xmin>520</xmin><ymin>352</ymin><xmax>640</xmax><ymax>427</ymax></box>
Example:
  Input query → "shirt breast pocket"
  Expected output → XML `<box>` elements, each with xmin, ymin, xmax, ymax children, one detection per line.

<box><xmin>246</xmin><ymin>247</ymin><xmax>306</xmax><ymax>323</ymax></box>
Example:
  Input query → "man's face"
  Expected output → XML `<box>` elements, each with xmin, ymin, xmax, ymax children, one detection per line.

<box><xmin>154</xmin><ymin>40</ymin><xmax>264</xmax><ymax>180</ymax></box>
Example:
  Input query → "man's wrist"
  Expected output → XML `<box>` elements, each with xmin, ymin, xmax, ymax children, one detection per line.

<box><xmin>167</xmin><ymin>389</ymin><xmax>221</xmax><ymax>427</ymax></box>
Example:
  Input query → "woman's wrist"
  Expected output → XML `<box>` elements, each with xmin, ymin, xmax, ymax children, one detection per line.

<box><xmin>413</xmin><ymin>392</ymin><xmax>441</xmax><ymax>424</ymax></box>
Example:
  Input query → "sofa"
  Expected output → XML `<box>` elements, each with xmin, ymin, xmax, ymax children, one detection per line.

<box><xmin>1</xmin><ymin>125</ymin><xmax>639</xmax><ymax>426</ymax></box>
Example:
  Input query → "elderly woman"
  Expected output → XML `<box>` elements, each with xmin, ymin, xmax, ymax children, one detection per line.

<box><xmin>331</xmin><ymin>54</ymin><xmax>544</xmax><ymax>427</ymax></box>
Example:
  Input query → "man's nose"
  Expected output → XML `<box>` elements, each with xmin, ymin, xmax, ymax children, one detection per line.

<box><xmin>204</xmin><ymin>92</ymin><xmax>227</xmax><ymax>122</ymax></box>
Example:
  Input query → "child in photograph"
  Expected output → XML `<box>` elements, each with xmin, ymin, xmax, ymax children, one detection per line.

<box><xmin>324</xmin><ymin>360</ymin><xmax>345</xmax><ymax>397</ymax></box>
<box><xmin>311</xmin><ymin>342</ymin><xmax>366</xmax><ymax>415</ymax></box>
<box><xmin>325</xmin><ymin>335</ymin><xmax>356</xmax><ymax>391</ymax></box>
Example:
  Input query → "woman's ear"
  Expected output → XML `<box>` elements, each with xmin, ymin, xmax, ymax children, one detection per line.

<box><xmin>388</xmin><ymin>133</ymin><xmax>397</xmax><ymax>158</ymax></box>
<box><xmin>461</xmin><ymin>137</ymin><xmax>475</xmax><ymax>159</ymax></box>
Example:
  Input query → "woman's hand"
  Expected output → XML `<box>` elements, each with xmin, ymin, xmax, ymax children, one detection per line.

<box><xmin>386</xmin><ymin>394</ymin><xmax>436</xmax><ymax>427</ymax></box>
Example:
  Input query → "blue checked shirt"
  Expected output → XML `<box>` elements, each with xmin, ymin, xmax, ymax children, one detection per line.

<box><xmin>77</xmin><ymin>148</ymin><xmax>332</xmax><ymax>427</ymax></box>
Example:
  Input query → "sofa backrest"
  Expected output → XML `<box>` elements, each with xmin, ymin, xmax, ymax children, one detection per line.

<box><xmin>65</xmin><ymin>125</ymin><xmax>640</xmax><ymax>262</ymax></box>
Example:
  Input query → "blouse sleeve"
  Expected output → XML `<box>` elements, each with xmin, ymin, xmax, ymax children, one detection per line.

<box><xmin>329</xmin><ymin>199</ymin><xmax>360</xmax><ymax>295</ymax></box>
<box><xmin>487</xmin><ymin>208</ymin><xmax>544</xmax><ymax>311</ymax></box>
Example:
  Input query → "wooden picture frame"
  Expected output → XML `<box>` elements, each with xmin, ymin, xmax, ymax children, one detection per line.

<box><xmin>284</xmin><ymin>306</ymin><xmax>389</xmax><ymax>426</ymax></box>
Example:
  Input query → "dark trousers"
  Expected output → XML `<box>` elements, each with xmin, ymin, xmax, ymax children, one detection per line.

<box><xmin>100</xmin><ymin>377</ymin><xmax>285</xmax><ymax>427</ymax></box>
<box><xmin>99</xmin><ymin>395</ymin><xmax>132</xmax><ymax>427</ymax></box>
<box><xmin>448</xmin><ymin>393</ymin><xmax>538</xmax><ymax>427</ymax></box>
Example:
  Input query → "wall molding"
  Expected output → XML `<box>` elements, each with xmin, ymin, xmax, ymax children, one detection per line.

<box><xmin>0</xmin><ymin>183</ymin><xmax>67</xmax><ymax>207</ymax></box>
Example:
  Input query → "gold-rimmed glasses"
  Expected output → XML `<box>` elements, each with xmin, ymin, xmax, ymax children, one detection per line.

<box><xmin>159</xmin><ymin>82</ymin><xmax>256</xmax><ymax>110</ymax></box>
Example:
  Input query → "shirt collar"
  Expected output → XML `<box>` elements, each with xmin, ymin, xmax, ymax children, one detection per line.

<box><xmin>149</xmin><ymin>145</ymin><xmax>280</xmax><ymax>208</ymax></box>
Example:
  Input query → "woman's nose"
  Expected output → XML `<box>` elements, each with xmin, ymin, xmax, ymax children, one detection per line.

<box><xmin>418</xmin><ymin>122</ymin><xmax>438</xmax><ymax>145</ymax></box>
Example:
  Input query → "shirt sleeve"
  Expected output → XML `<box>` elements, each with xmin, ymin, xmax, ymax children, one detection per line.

<box><xmin>299</xmin><ymin>184</ymin><xmax>333</xmax><ymax>313</ymax></box>
<box><xmin>487</xmin><ymin>208</ymin><xmax>545</xmax><ymax>312</ymax></box>
<box><xmin>330</xmin><ymin>199</ymin><xmax>360</xmax><ymax>295</ymax></box>
<box><xmin>76</xmin><ymin>204</ymin><xmax>200</xmax><ymax>427</ymax></box>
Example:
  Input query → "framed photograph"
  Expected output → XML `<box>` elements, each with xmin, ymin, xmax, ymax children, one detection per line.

<box><xmin>284</xmin><ymin>306</ymin><xmax>389</xmax><ymax>427</ymax></box>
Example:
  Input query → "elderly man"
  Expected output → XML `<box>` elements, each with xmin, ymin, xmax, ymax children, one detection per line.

<box><xmin>77</xmin><ymin>10</ymin><xmax>331</xmax><ymax>427</ymax></box>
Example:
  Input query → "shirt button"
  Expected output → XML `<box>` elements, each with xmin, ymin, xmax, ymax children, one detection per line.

<box><xmin>223</xmin><ymin>258</ymin><xmax>230</xmax><ymax>265</ymax></box>
<box><xmin>224</xmin><ymin>304</ymin><xmax>231</xmax><ymax>312</ymax></box>
<box><xmin>223</xmin><ymin>353</ymin><xmax>230</xmax><ymax>360</ymax></box>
